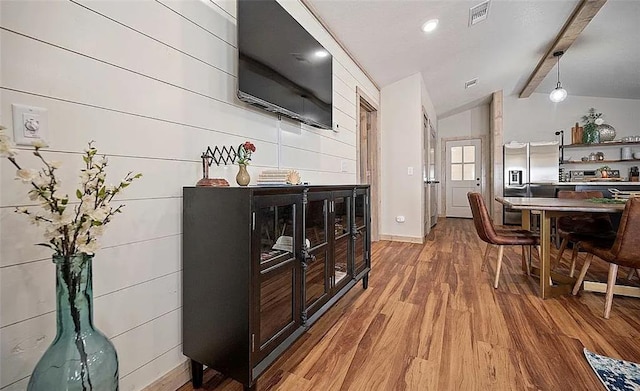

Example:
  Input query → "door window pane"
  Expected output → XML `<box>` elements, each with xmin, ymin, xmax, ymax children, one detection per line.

<box><xmin>463</xmin><ymin>163</ymin><xmax>475</xmax><ymax>180</ymax></box>
<box><xmin>355</xmin><ymin>194</ymin><xmax>366</xmax><ymax>228</ymax></box>
<box><xmin>305</xmin><ymin>250</ymin><xmax>327</xmax><ymax>308</ymax></box>
<box><xmin>354</xmin><ymin>229</ymin><xmax>366</xmax><ymax>273</ymax></box>
<box><xmin>451</xmin><ymin>146</ymin><xmax>462</xmax><ymax>163</ymax></box>
<box><xmin>463</xmin><ymin>146</ymin><xmax>475</xmax><ymax>162</ymax></box>
<box><xmin>260</xmin><ymin>268</ymin><xmax>294</xmax><ymax>346</ymax></box>
<box><xmin>451</xmin><ymin>164</ymin><xmax>462</xmax><ymax>181</ymax></box>
<box><xmin>305</xmin><ymin>200</ymin><xmax>326</xmax><ymax>248</ymax></box>
<box><xmin>334</xmin><ymin>236</ymin><xmax>349</xmax><ymax>284</ymax></box>
<box><xmin>334</xmin><ymin>197</ymin><xmax>349</xmax><ymax>238</ymax></box>
<box><xmin>259</xmin><ymin>204</ymin><xmax>295</xmax><ymax>263</ymax></box>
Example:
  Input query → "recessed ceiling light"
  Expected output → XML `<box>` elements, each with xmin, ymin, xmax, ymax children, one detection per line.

<box><xmin>314</xmin><ymin>50</ymin><xmax>329</xmax><ymax>58</ymax></box>
<box><xmin>422</xmin><ymin>19</ymin><xmax>439</xmax><ymax>33</ymax></box>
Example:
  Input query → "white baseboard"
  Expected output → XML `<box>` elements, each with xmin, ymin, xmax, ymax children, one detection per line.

<box><xmin>141</xmin><ymin>360</ymin><xmax>190</xmax><ymax>391</ymax></box>
<box><xmin>378</xmin><ymin>234</ymin><xmax>424</xmax><ymax>244</ymax></box>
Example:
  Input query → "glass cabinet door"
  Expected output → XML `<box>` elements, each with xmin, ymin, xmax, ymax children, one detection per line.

<box><xmin>354</xmin><ymin>190</ymin><xmax>369</xmax><ymax>275</ymax></box>
<box><xmin>332</xmin><ymin>194</ymin><xmax>352</xmax><ymax>291</ymax></box>
<box><xmin>252</xmin><ymin>195</ymin><xmax>302</xmax><ymax>363</ymax></box>
<box><xmin>302</xmin><ymin>193</ymin><xmax>330</xmax><ymax>321</ymax></box>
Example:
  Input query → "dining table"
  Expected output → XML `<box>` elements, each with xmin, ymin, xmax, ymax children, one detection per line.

<box><xmin>496</xmin><ymin>196</ymin><xmax>626</xmax><ymax>299</ymax></box>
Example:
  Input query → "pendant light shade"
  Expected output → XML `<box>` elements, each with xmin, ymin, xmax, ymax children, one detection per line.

<box><xmin>550</xmin><ymin>86</ymin><xmax>567</xmax><ymax>103</ymax></box>
<box><xmin>549</xmin><ymin>51</ymin><xmax>567</xmax><ymax>103</ymax></box>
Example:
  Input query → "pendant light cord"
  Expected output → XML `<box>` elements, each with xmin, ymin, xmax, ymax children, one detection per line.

<box><xmin>557</xmin><ymin>55</ymin><xmax>561</xmax><ymax>88</ymax></box>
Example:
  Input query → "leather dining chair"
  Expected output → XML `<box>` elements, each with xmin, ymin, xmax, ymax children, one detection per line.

<box><xmin>554</xmin><ymin>190</ymin><xmax>616</xmax><ymax>277</ymax></box>
<box><xmin>572</xmin><ymin>198</ymin><xmax>640</xmax><ymax>319</ymax></box>
<box><xmin>467</xmin><ymin>192</ymin><xmax>540</xmax><ymax>289</ymax></box>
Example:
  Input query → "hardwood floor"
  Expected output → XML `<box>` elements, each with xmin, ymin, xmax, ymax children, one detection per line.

<box><xmin>178</xmin><ymin>218</ymin><xmax>640</xmax><ymax>391</ymax></box>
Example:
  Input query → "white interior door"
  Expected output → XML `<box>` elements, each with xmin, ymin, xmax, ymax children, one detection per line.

<box><xmin>445</xmin><ymin>139</ymin><xmax>482</xmax><ymax>218</ymax></box>
<box><xmin>423</xmin><ymin>113</ymin><xmax>430</xmax><ymax>235</ymax></box>
<box><xmin>429</xmin><ymin>122</ymin><xmax>438</xmax><ymax>227</ymax></box>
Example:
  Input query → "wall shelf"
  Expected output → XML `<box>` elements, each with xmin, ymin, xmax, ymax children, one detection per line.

<box><xmin>561</xmin><ymin>158</ymin><xmax>640</xmax><ymax>165</ymax></box>
<box><xmin>562</xmin><ymin>141</ymin><xmax>640</xmax><ymax>149</ymax></box>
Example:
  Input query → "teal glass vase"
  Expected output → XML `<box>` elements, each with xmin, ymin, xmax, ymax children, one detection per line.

<box><xmin>27</xmin><ymin>253</ymin><xmax>119</xmax><ymax>391</ymax></box>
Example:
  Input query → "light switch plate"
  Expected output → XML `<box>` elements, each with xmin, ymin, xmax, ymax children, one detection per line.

<box><xmin>12</xmin><ymin>104</ymin><xmax>49</xmax><ymax>146</ymax></box>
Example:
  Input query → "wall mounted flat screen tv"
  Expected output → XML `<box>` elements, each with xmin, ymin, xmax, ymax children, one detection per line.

<box><xmin>237</xmin><ymin>0</ymin><xmax>333</xmax><ymax>129</ymax></box>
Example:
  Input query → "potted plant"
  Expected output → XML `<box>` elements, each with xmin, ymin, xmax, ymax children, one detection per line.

<box><xmin>581</xmin><ymin>108</ymin><xmax>604</xmax><ymax>144</ymax></box>
<box><xmin>597</xmin><ymin>165</ymin><xmax>611</xmax><ymax>178</ymax></box>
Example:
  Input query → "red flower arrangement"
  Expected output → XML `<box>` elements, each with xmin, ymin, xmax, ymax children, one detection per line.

<box><xmin>237</xmin><ymin>141</ymin><xmax>256</xmax><ymax>165</ymax></box>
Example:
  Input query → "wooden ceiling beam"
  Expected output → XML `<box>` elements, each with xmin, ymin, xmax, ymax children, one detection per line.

<box><xmin>519</xmin><ymin>0</ymin><xmax>607</xmax><ymax>98</ymax></box>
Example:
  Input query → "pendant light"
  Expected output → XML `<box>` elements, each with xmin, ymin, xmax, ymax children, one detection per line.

<box><xmin>549</xmin><ymin>50</ymin><xmax>567</xmax><ymax>103</ymax></box>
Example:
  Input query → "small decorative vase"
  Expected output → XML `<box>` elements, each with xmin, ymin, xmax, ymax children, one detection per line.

<box><xmin>28</xmin><ymin>254</ymin><xmax>118</xmax><ymax>391</ymax></box>
<box><xmin>236</xmin><ymin>164</ymin><xmax>250</xmax><ymax>186</ymax></box>
<box><xmin>597</xmin><ymin>123</ymin><xmax>616</xmax><ymax>142</ymax></box>
<box><xmin>583</xmin><ymin>124</ymin><xmax>600</xmax><ymax>144</ymax></box>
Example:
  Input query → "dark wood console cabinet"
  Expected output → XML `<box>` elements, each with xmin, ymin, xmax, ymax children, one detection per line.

<box><xmin>182</xmin><ymin>185</ymin><xmax>371</xmax><ymax>390</ymax></box>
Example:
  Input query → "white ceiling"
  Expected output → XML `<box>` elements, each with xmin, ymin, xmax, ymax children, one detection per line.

<box><xmin>306</xmin><ymin>0</ymin><xmax>640</xmax><ymax>118</ymax></box>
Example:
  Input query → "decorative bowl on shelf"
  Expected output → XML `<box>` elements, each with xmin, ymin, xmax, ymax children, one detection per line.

<box><xmin>597</xmin><ymin>123</ymin><xmax>616</xmax><ymax>142</ymax></box>
<box><xmin>634</xmin><ymin>152</ymin><xmax>640</xmax><ymax>159</ymax></box>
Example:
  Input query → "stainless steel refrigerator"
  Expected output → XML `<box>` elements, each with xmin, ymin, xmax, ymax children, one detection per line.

<box><xmin>503</xmin><ymin>141</ymin><xmax>559</xmax><ymax>225</ymax></box>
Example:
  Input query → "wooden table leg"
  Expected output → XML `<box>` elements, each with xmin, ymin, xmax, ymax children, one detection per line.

<box><xmin>539</xmin><ymin>210</ymin><xmax>552</xmax><ymax>299</ymax></box>
<box><xmin>521</xmin><ymin>210</ymin><xmax>532</xmax><ymax>272</ymax></box>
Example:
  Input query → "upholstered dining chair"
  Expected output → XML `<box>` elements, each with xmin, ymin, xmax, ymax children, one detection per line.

<box><xmin>554</xmin><ymin>190</ymin><xmax>617</xmax><ymax>277</ymax></box>
<box><xmin>467</xmin><ymin>192</ymin><xmax>540</xmax><ymax>289</ymax></box>
<box><xmin>572</xmin><ymin>198</ymin><xmax>640</xmax><ymax>319</ymax></box>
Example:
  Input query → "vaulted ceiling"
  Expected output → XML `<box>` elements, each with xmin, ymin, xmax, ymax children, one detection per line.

<box><xmin>306</xmin><ymin>0</ymin><xmax>640</xmax><ymax>118</ymax></box>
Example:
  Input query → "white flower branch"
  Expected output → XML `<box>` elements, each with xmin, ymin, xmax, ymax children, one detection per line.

<box><xmin>0</xmin><ymin>127</ymin><xmax>142</xmax><ymax>257</ymax></box>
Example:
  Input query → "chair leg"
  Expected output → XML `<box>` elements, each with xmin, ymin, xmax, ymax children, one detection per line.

<box><xmin>627</xmin><ymin>268</ymin><xmax>636</xmax><ymax>281</ymax></box>
<box><xmin>572</xmin><ymin>253</ymin><xmax>593</xmax><ymax>295</ymax></box>
<box><xmin>494</xmin><ymin>245</ymin><xmax>504</xmax><ymax>289</ymax></box>
<box><xmin>604</xmin><ymin>263</ymin><xmax>619</xmax><ymax>319</ymax></box>
<box><xmin>553</xmin><ymin>237</ymin><xmax>569</xmax><ymax>270</ymax></box>
<box><xmin>481</xmin><ymin>244</ymin><xmax>492</xmax><ymax>271</ymax></box>
<box><xmin>569</xmin><ymin>243</ymin><xmax>580</xmax><ymax>278</ymax></box>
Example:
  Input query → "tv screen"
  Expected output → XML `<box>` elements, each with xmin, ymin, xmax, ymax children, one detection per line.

<box><xmin>237</xmin><ymin>0</ymin><xmax>333</xmax><ymax>129</ymax></box>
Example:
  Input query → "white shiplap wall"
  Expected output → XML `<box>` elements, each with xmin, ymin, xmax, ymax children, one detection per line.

<box><xmin>0</xmin><ymin>1</ymin><xmax>379</xmax><ymax>390</ymax></box>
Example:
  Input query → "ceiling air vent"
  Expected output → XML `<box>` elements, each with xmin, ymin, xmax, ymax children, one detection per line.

<box><xmin>465</xmin><ymin>78</ymin><xmax>479</xmax><ymax>89</ymax></box>
<box><xmin>469</xmin><ymin>1</ymin><xmax>490</xmax><ymax>26</ymax></box>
